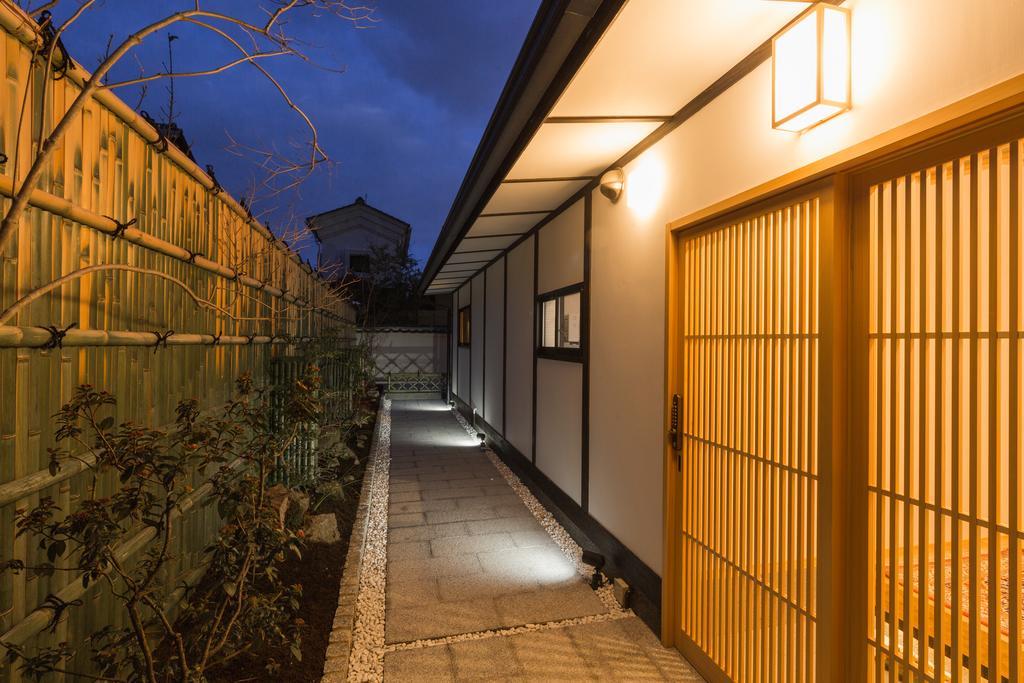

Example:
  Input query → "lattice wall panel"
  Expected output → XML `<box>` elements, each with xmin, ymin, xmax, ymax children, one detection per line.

<box><xmin>678</xmin><ymin>197</ymin><xmax>820</xmax><ymax>682</ymax></box>
<box><xmin>866</xmin><ymin>142</ymin><xmax>1024</xmax><ymax>682</ymax></box>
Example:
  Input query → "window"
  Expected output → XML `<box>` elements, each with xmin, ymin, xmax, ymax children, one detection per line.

<box><xmin>537</xmin><ymin>285</ymin><xmax>582</xmax><ymax>361</ymax></box>
<box><xmin>457</xmin><ymin>306</ymin><xmax>471</xmax><ymax>346</ymax></box>
<box><xmin>348</xmin><ymin>253</ymin><xmax>370</xmax><ymax>273</ymax></box>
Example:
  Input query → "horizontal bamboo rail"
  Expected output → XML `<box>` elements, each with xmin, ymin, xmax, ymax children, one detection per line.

<box><xmin>0</xmin><ymin>0</ymin><xmax>307</xmax><ymax>270</ymax></box>
<box><xmin>0</xmin><ymin>326</ymin><xmax>311</xmax><ymax>349</ymax></box>
<box><xmin>0</xmin><ymin>174</ymin><xmax>349</xmax><ymax>322</ymax></box>
<box><xmin>0</xmin><ymin>458</ymin><xmax>248</xmax><ymax>647</ymax></box>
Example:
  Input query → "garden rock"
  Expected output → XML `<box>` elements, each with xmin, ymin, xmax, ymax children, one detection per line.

<box><xmin>267</xmin><ymin>485</ymin><xmax>310</xmax><ymax>530</ymax></box>
<box><xmin>305</xmin><ymin>513</ymin><xmax>341</xmax><ymax>544</ymax></box>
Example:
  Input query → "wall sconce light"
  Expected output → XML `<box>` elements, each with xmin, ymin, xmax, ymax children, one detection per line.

<box><xmin>599</xmin><ymin>168</ymin><xmax>624</xmax><ymax>203</ymax></box>
<box><xmin>772</xmin><ymin>4</ymin><xmax>850</xmax><ymax>132</ymax></box>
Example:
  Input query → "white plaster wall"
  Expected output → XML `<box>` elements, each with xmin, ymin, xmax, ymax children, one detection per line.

<box><xmin>536</xmin><ymin>358</ymin><xmax>583</xmax><ymax>503</ymax></box>
<box><xmin>456</xmin><ymin>285</ymin><xmax>471</xmax><ymax>402</ymax></box>
<box><xmin>587</xmin><ymin>0</ymin><xmax>1024</xmax><ymax>575</ymax></box>
<box><xmin>450</xmin><ymin>296</ymin><xmax>458</xmax><ymax>395</ymax></box>
<box><xmin>537</xmin><ymin>199</ymin><xmax>584</xmax><ymax>294</ymax></box>
<box><xmin>484</xmin><ymin>259</ymin><xmax>505</xmax><ymax>431</ymax></box>
<box><xmin>470</xmin><ymin>273</ymin><xmax>485</xmax><ymax>414</ymax></box>
<box><xmin>504</xmin><ymin>237</ymin><xmax>535</xmax><ymax>458</ymax></box>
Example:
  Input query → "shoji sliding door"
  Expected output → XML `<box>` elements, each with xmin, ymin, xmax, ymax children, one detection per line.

<box><xmin>856</xmin><ymin>122</ymin><xmax>1024</xmax><ymax>682</ymax></box>
<box><xmin>673</xmin><ymin>185</ymin><xmax>839</xmax><ymax>682</ymax></box>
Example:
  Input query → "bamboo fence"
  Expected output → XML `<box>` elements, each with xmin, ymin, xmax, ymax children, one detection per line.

<box><xmin>0</xmin><ymin>2</ymin><xmax>354</xmax><ymax>678</ymax></box>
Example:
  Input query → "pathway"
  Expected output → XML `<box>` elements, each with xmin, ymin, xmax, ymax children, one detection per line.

<box><xmin>374</xmin><ymin>397</ymin><xmax>703</xmax><ymax>681</ymax></box>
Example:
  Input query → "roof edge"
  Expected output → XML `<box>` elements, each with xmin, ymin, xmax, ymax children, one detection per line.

<box><xmin>418</xmin><ymin>0</ymin><xmax>625</xmax><ymax>295</ymax></box>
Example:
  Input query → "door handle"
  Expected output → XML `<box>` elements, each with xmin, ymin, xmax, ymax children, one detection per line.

<box><xmin>668</xmin><ymin>394</ymin><xmax>682</xmax><ymax>471</ymax></box>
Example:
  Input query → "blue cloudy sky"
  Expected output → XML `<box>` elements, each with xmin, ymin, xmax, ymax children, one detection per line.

<box><xmin>45</xmin><ymin>0</ymin><xmax>540</xmax><ymax>265</ymax></box>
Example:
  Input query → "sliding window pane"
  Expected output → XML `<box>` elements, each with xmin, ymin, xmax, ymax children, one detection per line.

<box><xmin>542</xmin><ymin>299</ymin><xmax>557</xmax><ymax>347</ymax></box>
<box><xmin>561</xmin><ymin>292</ymin><xmax>581</xmax><ymax>348</ymax></box>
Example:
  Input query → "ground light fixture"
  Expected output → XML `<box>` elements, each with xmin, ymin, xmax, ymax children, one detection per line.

<box><xmin>772</xmin><ymin>3</ymin><xmax>851</xmax><ymax>132</ymax></box>
<box><xmin>581</xmin><ymin>550</ymin><xmax>607</xmax><ymax>590</ymax></box>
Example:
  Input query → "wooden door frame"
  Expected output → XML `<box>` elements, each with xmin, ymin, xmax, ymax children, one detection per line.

<box><xmin>662</xmin><ymin>72</ymin><xmax>1024</xmax><ymax>682</ymax></box>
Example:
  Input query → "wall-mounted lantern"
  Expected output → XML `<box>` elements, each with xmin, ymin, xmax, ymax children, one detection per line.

<box><xmin>772</xmin><ymin>4</ymin><xmax>851</xmax><ymax>132</ymax></box>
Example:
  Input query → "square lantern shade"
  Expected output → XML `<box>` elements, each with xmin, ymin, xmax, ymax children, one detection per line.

<box><xmin>772</xmin><ymin>4</ymin><xmax>851</xmax><ymax>132</ymax></box>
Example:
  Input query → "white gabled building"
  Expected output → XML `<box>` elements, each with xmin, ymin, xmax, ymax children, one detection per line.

<box><xmin>307</xmin><ymin>196</ymin><xmax>410</xmax><ymax>277</ymax></box>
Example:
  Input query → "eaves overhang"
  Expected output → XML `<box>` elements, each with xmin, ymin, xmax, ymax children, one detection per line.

<box><xmin>418</xmin><ymin>0</ymin><xmax>622</xmax><ymax>295</ymax></box>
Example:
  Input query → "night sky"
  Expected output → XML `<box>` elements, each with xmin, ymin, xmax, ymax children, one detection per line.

<box><xmin>43</xmin><ymin>0</ymin><xmax>540</xmax><ymax>265</ymax></box>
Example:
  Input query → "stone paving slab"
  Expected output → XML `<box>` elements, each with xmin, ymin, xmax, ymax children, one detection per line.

<box><xmin>383</xmin><ymin>615</ymin><xmax>705</xmax><ymax>682</ymax></box>
<box><xmin>334</xmin><ymin>397</ymin><xmax>702</xmax><ymax>681</ymax></box>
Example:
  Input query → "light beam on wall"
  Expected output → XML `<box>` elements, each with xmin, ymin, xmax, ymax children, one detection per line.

<box><xmin>626</xmin><ymin>156</ymin><xmax>665</xmax><ymax>218</ymax></box>
<box><xmin>772</xmin><ymin>4</ymin><xmax>851</xmax><ymax>132</ymax></box>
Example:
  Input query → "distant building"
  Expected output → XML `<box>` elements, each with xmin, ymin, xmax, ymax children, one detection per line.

<box><xmin>306</xmin><ymin>197</ymin><xmax>411</xmax><ymax>278</ymax></box>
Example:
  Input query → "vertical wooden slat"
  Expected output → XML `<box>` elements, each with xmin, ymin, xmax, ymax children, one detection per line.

<box><xmin>1009</xmin><ymin>139</ymin><xmax>1020</xmax><ymax>683</ymax></box>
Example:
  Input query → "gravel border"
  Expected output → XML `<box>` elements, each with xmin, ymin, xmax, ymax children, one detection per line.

<box><xmin>319</xmin><ymin>397</ymin><xmax>391</xmax><ymax>683</ymax></box>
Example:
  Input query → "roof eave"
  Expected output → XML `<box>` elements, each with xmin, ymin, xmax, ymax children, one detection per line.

<box><xmin>418</xmin><ymin>0</ymin><xmax>625</xmax><ymax>295</ymax></box>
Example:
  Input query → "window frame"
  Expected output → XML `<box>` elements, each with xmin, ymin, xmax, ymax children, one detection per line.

<box><xmin>457</xmin><ymin>305</ymin><xmax>471</xmax><ymax>347</ymax></box>
<box><xmin>347</xmin><ymin>251</ymin><xmax>371</xmax><ymax>274</ymax></box>
<box><xmin>535</xmin><ymin>283</ymin><xmax>584</xmax><ymax>363</ymax></box>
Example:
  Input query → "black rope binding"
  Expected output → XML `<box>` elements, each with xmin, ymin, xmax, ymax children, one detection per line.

<box><xmin>152</xmin><ymin>329</ymin><xmax>174</xmax><ymax>353</ymax></box>
<box><xmin>185</xmin><ymin>249</ymin><xmax>203</xmax><ymax>264</ymax></box>
<box><xmin>41</xmin><ymin>322</ymin><xmax>77</xmax><ymax>350</ymax></box>
<box><xmin>140</xmin><ymin>111</ymin><xmax>169</xmax><ymax>153</ymax></box>
<box><xmin>105</xmin><ymin>216</ymin><xmax>137</xmax><ymax>240</ymax></box>
<box><xmin>0</xmin><ymin>152</ymin><xmax>7</xmax><ymax>165</ymax></box>
<box><xmin>205</xmin><ymin>164</ymin><xmax>222</xmax><ymax>195</ymax></box>
<box><xmin>211</xmin><ymin>333</ymin><xmax>222</xmax><ymax>345</ymax></box>
<box><xmin>37</xmin><ymin>12</ymin><xmax>70</xmax><ymax>81</ymax></box>
<box><xmin>246</xmin><ymin>333</ymin><xmax>257</xmax><ymax>345</ymax></box>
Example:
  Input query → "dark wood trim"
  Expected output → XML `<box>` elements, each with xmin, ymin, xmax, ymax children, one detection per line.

<box><xmin>502</xmin><ymin>176</ymin><xmax>594</xmax><ymax>184</ymax></box>
<box><xmin>451</xmin><ymin>394</ymin><xmax>663</xmax><ymax>635</ymax></box>
<box><xmin>537</xmin><ymin>282</ymin><xmax>583</xmax><ymax>301</ymax></box>
<box><xmin>581</xmin><ymin>190</ymin><xmax>591</xmax><ymax>511</ymax></box>
<box><xmin>536</xmin><ymin>347</ymin><xmax>583</xmax><ymax>363</ymax></box>
<box><xmin>478</xmin><ymin>210</ymin><xmax>553</xmax><ymax>218</ymax></box>
<box><xmin>544</xmin><ymin>115</ymin><xmax>671</xmax><ymax>124</ymax></box>
<box><xmin>447</xmin><ymin>293</ymin><xmax>454</xmax><ymax>404</ymax></box>
<box><xmin>453</xmin><ymin>248</ymin><xmax>506</xmax><ymax>256</ymax></box>
<box><xmin>463</xmin><ymin>232</ymin><xmax>526</xmax><ymax>239</ymax></box>
<box><xmin>502</xmin><ymin>254</ymin><xmax>509</xmax><ymax>436</ymax></box>
<box><xmin>482</xmin><ymin>268</ymin><xmax>487</xmax><ymax>419</ymax></box>
<box><xmin>531</xmin><ymin>233</ymin><xmax>539</xmax><ymax>465</ymax></box>
<box><xmin>457</xmin><ymin>304</ymin><xmax>471</xmax><ymax>347</ymax></box>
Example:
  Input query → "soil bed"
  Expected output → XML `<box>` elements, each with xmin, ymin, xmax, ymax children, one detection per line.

<box><xmin>208</xmin><ymin>393</ymin><xmax>379</xmax><ymax>683</ymax></box>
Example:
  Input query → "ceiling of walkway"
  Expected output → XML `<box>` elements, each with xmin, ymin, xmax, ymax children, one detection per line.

<box><xmin>425</xmin><ymin>0</ymin><xmax>812</xmax><ymax>295</ymax></box>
